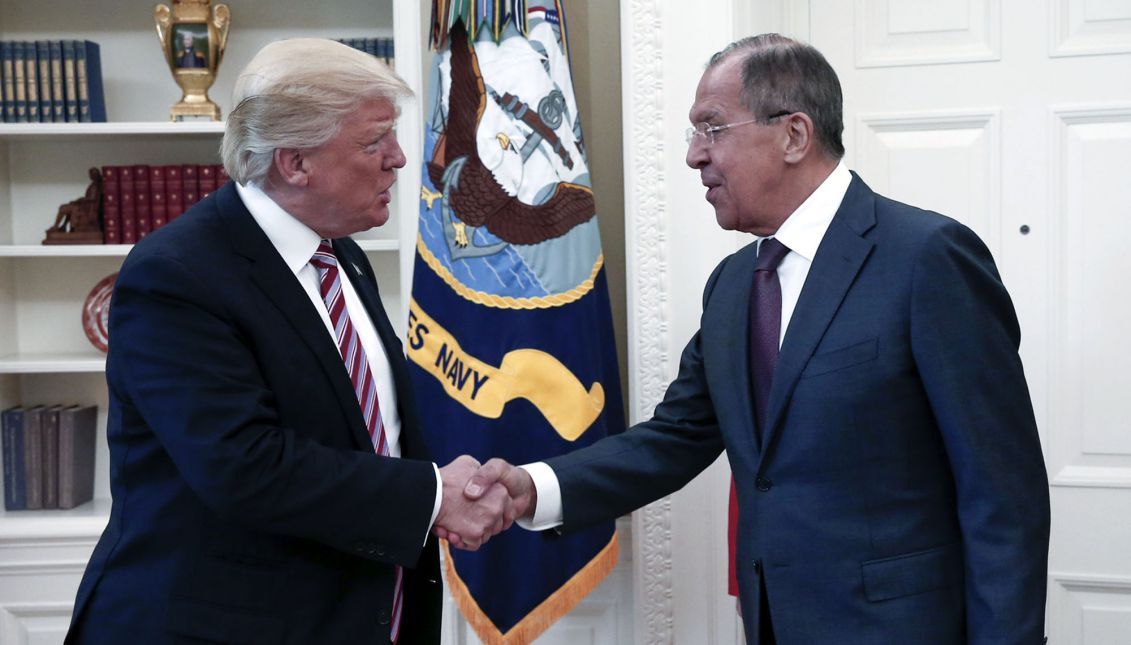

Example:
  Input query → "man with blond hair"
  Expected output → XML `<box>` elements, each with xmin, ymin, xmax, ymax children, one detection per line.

<box><xmin>66</xmin><ymin>39</ymin><xmax>514</xmax><ymax>644</ymax></box>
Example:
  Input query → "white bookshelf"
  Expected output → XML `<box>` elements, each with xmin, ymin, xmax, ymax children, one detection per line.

<box><xmin>0</xmin><ymin>2</ymin><xmax>424</xmax><ymax>641</ymax></box>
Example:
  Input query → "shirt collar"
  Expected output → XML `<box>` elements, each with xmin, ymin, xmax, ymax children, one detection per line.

<box><xmin>235</xmin><ymin>181</ymin><xmax>323</xmax><ymax>276</ymax></box>
<box><xmin>767</xmin><ymin>161</ymin><xmax>852</xmax><ymax>261</ymax></box>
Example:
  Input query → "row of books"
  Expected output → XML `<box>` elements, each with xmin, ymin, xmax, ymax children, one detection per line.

<box><xmin>2</xmin><ymin>405</ymin><xmax>97</xmax><ymax>511</ymax></box>
<box><xmin>337</xmin><ymin>37</ymin><xmax>396</xmax><ymax>65</ymax></box>
<box><xmin>0</xmin><ymin>40</ymin><xmax>106</xmax><ymax>123</ymax></box>
<box><xmin>102</xmin><ymin>164</ymin><xmax>229</xmax><ymax>245</ymax></box>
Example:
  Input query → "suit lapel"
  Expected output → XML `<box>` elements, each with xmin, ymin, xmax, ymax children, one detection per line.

<box><xmin>218</xmin><ymin>186</ymin><xmax>374</xmax><ymax>451</ymax></box>
<box><xmin>716</xmin><ymin>242</ymin><xmax>763</xmax><ymax>461</ymax></box>
<box><xmin>758</xmin><ymin>175</ymin><xmax>877</xmax><ymax>458</ymax></box>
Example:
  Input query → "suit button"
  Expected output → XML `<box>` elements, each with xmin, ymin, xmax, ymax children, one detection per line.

<box><xmin>375</xmin><ymin>545</ymin><xmax>386</xmax><ymax>556</ymax></box>
<box><xmin>756</xmin><ymin>476</ymin><xmax>772</xmax><ymax>491</ymax></box>
<box><xmin>354</xmin><ymin>542</ymin><xmax>365</xmax><ymax>553</ymax></box>
<box><xmin>377</xmin><ymin>610</ymin><xmax>391</xmax><ymax>626</ymax></box>
<box><xmin>752</xmin><ymin>559</ymin><xmax>762</xmax><ymax>573</ymax></box>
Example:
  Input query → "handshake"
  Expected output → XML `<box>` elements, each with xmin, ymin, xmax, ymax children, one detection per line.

<box><xmin>433</xmin><ymin>455</ymin><xmax>538</xmax><ymax>551</ymax></box>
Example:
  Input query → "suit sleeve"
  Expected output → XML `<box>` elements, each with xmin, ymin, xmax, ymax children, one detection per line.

<box><xmin>909</xmin><ymin>221</ymin><xmax>1050</xmax><ymax>644</ymax></box>
<box><xmin>108</xmin><ymin>251</ymin><xmax>437</xmax><ymax>568</ymax></box>
<box><xmin>548</xmin><ymin>259</ymin><xmax>730</xmax><ymax>529</ymax></box>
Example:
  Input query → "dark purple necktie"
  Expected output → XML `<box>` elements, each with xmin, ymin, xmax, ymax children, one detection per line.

<box><xmin>749</xmin><ymin>237</ymin><xmax>790</xmax><ymax>444</ymax></box>
<box><xmin>729</xmin><ymin>236</ymin><xmax>792</xmax><ymax>597</ymax></box>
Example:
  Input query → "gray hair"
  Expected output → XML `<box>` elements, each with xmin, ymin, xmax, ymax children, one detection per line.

<box><xmin>709</xmin><ymin>34</ymin><xmax>845</xmax><ymax>158</ymax></box>
<box><xmin>221</xmin><ymin>38</ymin><xmax>413</xmax><ymax>186</ymax></box>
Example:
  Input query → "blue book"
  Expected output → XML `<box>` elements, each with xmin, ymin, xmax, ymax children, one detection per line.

<box><xmin>74</xmin><ymin>40</ymin><xmax>106</xmax><ymax>122</ymax></box>
<box><xmin>0</xmin><ymin>41</ymin><xmax>7</xmax><ymax>122</ymax></box>
<box><xmin>49</xmin><ymin>41</ymin><xmax>64</xmax><ymax>122</ymax></box>
<box><xmin>381</xmin><ymin>38</ymin><xmax>394</xmax><ymax>65</ymax></box>
<box><xmin>363</xmin><ymin>37</ymin><xmax>379</xmax><ymax>58</ymax></box>
<box><xmin>24</xmin><ymin>41</ymin><xmax>40</xmax><ymax>122</ymax></box>
<box><xmin>36</xmin><ymin>41</ymin><xmax>52</xmax><ymax>123</ymax></box>
<box><xmin>2</xmin><ymin>407</ymin><xmax>27</xmax><ymax>511</ymax></box>
<box><xmin>61</xmin><ymin>40</ymin><xmax>77</xmax><ymax>122</ymax></box>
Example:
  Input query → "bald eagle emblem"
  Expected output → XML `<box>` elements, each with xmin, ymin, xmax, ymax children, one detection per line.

<box><xmin>427</xmin><ymin>21</ymin><xmax>594</xmax><ymax>254</ymax></box>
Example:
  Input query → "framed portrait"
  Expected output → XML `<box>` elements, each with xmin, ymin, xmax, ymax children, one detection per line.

<box><xmin>171</xmin><ymin>23</ymin><xmax>209</xmax><ymax>69</ymax></box>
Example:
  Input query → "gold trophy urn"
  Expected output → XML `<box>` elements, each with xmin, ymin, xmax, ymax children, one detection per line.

<box><xmin>154</xmin><ymin>0</ymin><xmax>231</xmax><ymax>121</ymax></box>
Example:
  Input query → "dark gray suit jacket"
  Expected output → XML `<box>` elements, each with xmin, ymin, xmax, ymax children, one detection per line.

<box><xmin>548</xmin><ymin>174</ymin><xmax>1050</xmax><ymax>644</ymax></box>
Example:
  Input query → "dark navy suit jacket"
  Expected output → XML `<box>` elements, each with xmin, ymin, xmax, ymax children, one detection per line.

<box><xmin>66</xmin><ymin>183</ymin><xmax>441</xmax><ymax>644</ymax></box>
<box><xmin>548</xmin><ymin>174</ymin><xmax>1050</xmax><ymax>644</ymax></box>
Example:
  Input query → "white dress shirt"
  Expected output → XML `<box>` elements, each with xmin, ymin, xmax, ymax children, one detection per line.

<box><xmin>236</xmin><ymin>182</ymin><xmax>443</xmax><ymax>535</ymax></box>
<box><xmin>520</xmin><ymin>162</ymin><xmax>854</xmax><ymax>529</ymax></box>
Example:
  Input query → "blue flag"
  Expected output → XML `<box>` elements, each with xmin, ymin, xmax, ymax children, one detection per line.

<box><xmin>408</xmin><ymin>1</ymin><xmax>625</xmax><ymax>642</ymax></box>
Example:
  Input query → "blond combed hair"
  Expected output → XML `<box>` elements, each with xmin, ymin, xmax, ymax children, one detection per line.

<box><xmin>220</xmin><ymin>38</ymin><xmax>413</xmax><ymax>186</ymax></box>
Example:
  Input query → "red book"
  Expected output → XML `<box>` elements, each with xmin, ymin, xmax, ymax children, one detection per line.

<box><xmin>132</xmin><ymin>165</ymin><xmax>152</xmax><ymax>239</ymax></box>
<box><xmin>165</xmin><ymin>165</ymin><xmax>184</xmax><ymax>221</ymax></box>
<box><xmin>100</xmin><ymin>165</ymin><xmax>122</xmax><ymax>244</ymax></box>
<box><xmin>182</xmin><ymin>164</ymin><xmax>199</xmax><ymax>210</ymax></box>
<box><xmin>198</xmin><ymin>164</ymin><xmax>217</xmax><ymax>200</ymax></box>
<box><xmin>119</xmin><ymin>168</ymin><xmax>137</xmax><ymax>244</ymax></box>
<box><xmin>215</xmin><ymin>164</ymin><xmax>229</xmax><ymax>190</ymax></box>
<box><xmin>149</xmin><ymin>166</ymin><xmax>168</xmax><ymax>231</ymax></box>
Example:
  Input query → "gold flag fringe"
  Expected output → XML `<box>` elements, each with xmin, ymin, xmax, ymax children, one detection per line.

<box><xmin>441</xmin><ymin>533</ymin><xmax>619</xmax><ymax>644</ymax></box>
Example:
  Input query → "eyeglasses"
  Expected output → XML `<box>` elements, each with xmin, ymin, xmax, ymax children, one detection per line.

<box><xmin>685</xmin><ymin>111</ymin><xmax>793</xmax><ymax>145</ymax></box>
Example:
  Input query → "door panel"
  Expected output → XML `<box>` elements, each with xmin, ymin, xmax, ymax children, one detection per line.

<box><xmin>804</xmin><ymin>1</ymin><xmax>1131</xmax><ymax>642</ymax></box>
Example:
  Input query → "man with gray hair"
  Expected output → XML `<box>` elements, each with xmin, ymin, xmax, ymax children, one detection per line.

<box><xmin>465</xmin><ymin>33</ymin><xmax>1050</xmax><ymax>644</ymax></box>
<box><xmin>66</xmin><ymin>39</ymin><xmax>513</xmax><ymax>644</ymax></box>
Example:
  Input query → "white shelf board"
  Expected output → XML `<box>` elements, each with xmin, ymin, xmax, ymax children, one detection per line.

<box><xmin>0</xmin><ymin>244</ymin><xmax>131</xmax><ymax>257</ymax></box>
<box><xmin>0</xmin><ymin>122</ymin><xmax>225</xmax><ymax>139</ymax></box>
<box><xmin>0</xmin><ymin>353</ymin><xmax>107</xmax><ymax>374</ymax></box>
<box><xmin>0</xmin><ymin>498</ymin><xmax>111</xmax><ymax>540</ymax></box>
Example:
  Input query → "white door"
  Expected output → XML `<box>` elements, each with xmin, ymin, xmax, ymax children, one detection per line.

<box><xmin>797</xmin><ymin>1</ymin><xmax>1131</xmax><ymax>642</ymax></box>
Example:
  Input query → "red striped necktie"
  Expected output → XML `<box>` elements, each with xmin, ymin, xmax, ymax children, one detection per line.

<box><xmin>310</xmin><ymin>240</ymin><xmax>403</xmax><ymax>642</ymax></box>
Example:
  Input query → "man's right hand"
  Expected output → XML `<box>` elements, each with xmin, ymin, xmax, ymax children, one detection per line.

<box><xmin>464</xmin><ymin>458</ymin><xmax>537</xmax><ymax>523</ymax></box>
<box><xmin>434</xmin><ymin>455</ymin><xmax>513</xmax><ymax>551</ymax></box>
<box><xmin>432</xmin><ymin>456</ymin><xmax>539</xmax><ymax>551</ymax></box>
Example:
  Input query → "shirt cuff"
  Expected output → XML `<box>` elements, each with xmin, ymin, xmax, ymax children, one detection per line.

<box><xmin>427</xmin><ymin>463</ymin><xmax>442</xmax><ymax>545</ymax></box>
<box><xmin>516</xmin><ymin>462</ymin><xmax>563</xmax><ymax>531</ymax></box>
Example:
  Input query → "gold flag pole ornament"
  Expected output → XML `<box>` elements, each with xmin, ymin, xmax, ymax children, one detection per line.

<box><xmin>154</xmin><ymin>0</ymin><xmax>230</xmax><ymax>121</ymax></box>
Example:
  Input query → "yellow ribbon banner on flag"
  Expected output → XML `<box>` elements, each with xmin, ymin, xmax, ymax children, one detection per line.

<box><xmin>407</xmin><ymin>299</ymin><xmax>604</xmax><ymax>441</ymax></box>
